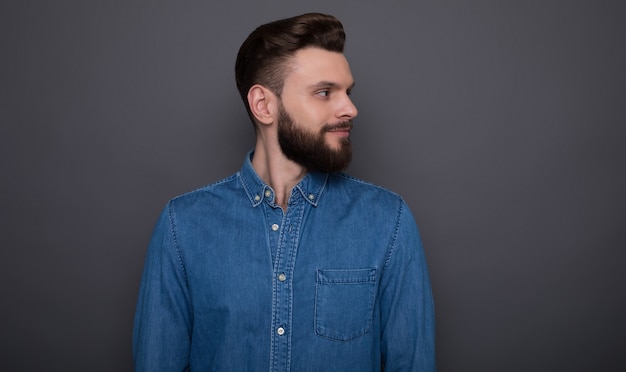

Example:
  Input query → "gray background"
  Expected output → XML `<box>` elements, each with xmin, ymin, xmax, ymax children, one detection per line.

<box><xmin>2</xmin><ymin>1</ymin><xmax>625</xmax><ymax>371</ymax></box>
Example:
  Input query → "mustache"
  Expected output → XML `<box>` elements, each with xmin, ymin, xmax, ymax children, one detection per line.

<box><xmin>322</xmin><ymin>121</ymin><xmax>353</xmax><ymax>132</ymax></box>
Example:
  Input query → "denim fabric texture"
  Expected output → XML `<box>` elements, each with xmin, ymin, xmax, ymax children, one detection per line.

<box><xmin>133</xmin><ymin>151</ymin><xmax>436</xmax><ymax>371</ymax></box>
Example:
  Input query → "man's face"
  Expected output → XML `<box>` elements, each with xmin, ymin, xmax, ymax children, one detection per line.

<box><xmin>277</xmin><ymin>47</ymin><xmax>358</xmax><ymax>173</ymax></box>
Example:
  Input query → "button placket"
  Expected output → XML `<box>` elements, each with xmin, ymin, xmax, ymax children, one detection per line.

<box><xmin>269</xmin><ymin>198</ymin><xmax>305</xmax><ymax>371</ymax></box>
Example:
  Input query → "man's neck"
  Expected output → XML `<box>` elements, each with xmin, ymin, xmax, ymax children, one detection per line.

<box><xmin>251</xmin><ymin>139</ymin><xmax>307</xmax><ymax>211</ymax></box>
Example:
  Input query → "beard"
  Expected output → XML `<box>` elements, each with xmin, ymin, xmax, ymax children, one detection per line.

<box><xmin>277</xmin><ymin>102</ymin><xmax>353</xmax><ymax>173</ymax></box>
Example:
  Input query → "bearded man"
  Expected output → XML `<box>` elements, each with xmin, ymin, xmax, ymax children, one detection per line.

<box><xmin>133</xmin><ymin>13</ymin><xmax>435</xmax><ymax>371</ymax></box>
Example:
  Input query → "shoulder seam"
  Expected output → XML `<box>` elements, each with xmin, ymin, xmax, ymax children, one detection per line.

<box><xmin>167</xmin><ymin>200</ymin><xmax>189</xmax><ymax>283</ymax></box>
<box><xmin>336</xmin><ymin>173</ymin><xmax>400</xmax><ymax>198</ymax></box>
<box><xmin>381</xmin><ymin>196</ymin><xmax>405</xmax><ymax>275</ymax></box>
<box><xmin>170</xmin><ymin>173</ymin><xmax>239</xmax><ymax>202</ymax></box>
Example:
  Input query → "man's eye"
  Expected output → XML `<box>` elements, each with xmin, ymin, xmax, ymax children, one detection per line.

<box><xmin>316</xmin><ymin>90</ymin><xmax>330</xmax><ymax>97</ymax></box>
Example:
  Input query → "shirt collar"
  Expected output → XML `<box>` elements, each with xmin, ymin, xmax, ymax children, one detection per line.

<box><xmin>238</xmin><ymin>150</ymin><xmax>329</xmax><ymax>208</ymax></box>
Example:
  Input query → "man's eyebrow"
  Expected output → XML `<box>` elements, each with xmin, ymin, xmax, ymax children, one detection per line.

<box><xmin>309</xmin><ymin>81</ymin><xmax>356</xmax><ymax>90</ymax></box>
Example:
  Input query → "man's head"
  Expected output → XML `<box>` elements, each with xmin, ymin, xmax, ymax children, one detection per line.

<box><xmin>236</xmin><ymin>13</ymin><xmax>358</xmax><ymax>173</ymax></box>
<box><xmin>235</xmin><ymin>13</ymin><xmax>346</xmax><ymax>116</ymax></box>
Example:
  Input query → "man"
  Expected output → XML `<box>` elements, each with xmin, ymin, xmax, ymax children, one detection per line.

<box><xmin>133</xmin><ymin>13</ymin><xmax>435</xmax><ymax>371</ymax></box>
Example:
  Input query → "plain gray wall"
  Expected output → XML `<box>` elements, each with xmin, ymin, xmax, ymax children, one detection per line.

<box><xmin>1</xmin><ymin>1</ymin><xmax>625</xmax><ymax>371</ymax></box>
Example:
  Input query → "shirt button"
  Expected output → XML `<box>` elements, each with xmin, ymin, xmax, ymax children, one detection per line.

<box><xmin>308</xmin><ymin>194</ymin><xmax>315</xmax><ymax>200</ymax></box>
<box><xmin>265</xmin><ymin>190</ymin><xmax>271</xmax><ymax>198</ymax></box>
<box><xmin>277</xmin><ymin>327</ymin><xmax>285</xmax><ymax>335</ymax></box>
<box><xmin>278</xmin><ymin>273</ymin><xmax>286</xmax><ymax>282</ymax></box>
<box><xmin>271</xmin><ymin>224</ymin><xmax>279</xmax><ymax>231</ymax></box>
<box><xmin>254</xmin><ymin>195</ymin><xmax>261</xmax><ymax>201</ymax></box>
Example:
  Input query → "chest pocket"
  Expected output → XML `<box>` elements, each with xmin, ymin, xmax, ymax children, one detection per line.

<box><xmin>314</xmin><ymin>268</ymin><xmax>377</xmax><ymax>342</ymax></box>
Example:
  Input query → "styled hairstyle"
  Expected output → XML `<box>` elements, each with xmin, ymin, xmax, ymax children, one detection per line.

<box><xmin>235</xmin><ymin>13</ymin><xmax>346</xmax><ymax>122</ymax></box>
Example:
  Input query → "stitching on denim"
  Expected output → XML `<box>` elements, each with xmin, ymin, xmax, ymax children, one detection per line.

<box><xmin>285</xmin><ymin>201</ymin><xmax>305</xmax><ymax>369</ymax></box>
<box><xmin>169</xmin><ymin>174</ymin><xmax>238</xmax><ymax>203</ymax></box>
<box><xmin>167</xmin><ymin>201</ymin><xmax>188</xmax><ymax>284</ymax></box>
<box><xmin>316</xmin><ymin>173</ymin><xmax>329</xmax><ymax>199</ymax></box>
<box><xmin>292</xmin><ymin>173</ymin><xmax>328</xmax><ymax>207</ymax></box>
<box><xmin>317</xmin><ymin>269</ymin><xmax>376</xmax><ymax>284</ymax></box>
<box><xmin>238</xmin><ymin>171</ymin><xmax>265</xmax><ymax>207</ymax></box>
<box><xmin>315</xmin><ymin>268</ymin><xmax>377</xmax><ymax>342</ymax></box>
<box><xmin>238</xmin><ymin>171</ymin><xmax>253</xmax><ymax>199</ymax></box>
<box><xmin>336</xmin><ymin>173</ymin><xmax>401</xmax><ymax>198</ymax></box>
<box><xmin>381</xmin><ymin>196</ymin><xmax>404</xmax><ymax>275</ymax></box>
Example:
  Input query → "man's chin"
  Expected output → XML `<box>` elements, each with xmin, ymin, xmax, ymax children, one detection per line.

<box><xmin>324</xmin><ymin>136</ymin><xmax>351</xmax><ymax>150</ymax></box>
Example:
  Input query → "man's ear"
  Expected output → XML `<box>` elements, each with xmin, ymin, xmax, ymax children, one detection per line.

<box><xmin>247</xmin><ymin>85</ymin><xmax>276</xmax><ymax>125</ymax></box>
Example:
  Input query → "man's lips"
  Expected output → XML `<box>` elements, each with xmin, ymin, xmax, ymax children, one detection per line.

<box><xmin>325</xmin><ymin>127</ymin><xmax>351</xmax><ymax>138</ymax></box>
<box><xmin>324</xmin><ymin>122</ymin><xmax>353</xmax><ymax>134</ymax></box>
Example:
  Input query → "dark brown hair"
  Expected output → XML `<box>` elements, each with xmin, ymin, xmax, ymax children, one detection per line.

<box><xmin>235</xmin><ymin>13</ymin><xmax>346</xmax><ymax>122</ymax></box>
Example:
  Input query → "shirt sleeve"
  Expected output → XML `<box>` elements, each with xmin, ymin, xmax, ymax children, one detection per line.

<box><xmin>133</xmin><ymin>201</ymin><xmax>192</xmax><ymax>371</ymax></box>
<box><xmin>379</xmin><ymin>199</ymin><xmax>436</xmax><ymax>371</ymax></box>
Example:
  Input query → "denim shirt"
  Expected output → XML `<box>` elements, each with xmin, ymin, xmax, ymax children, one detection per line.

<box><xmin>133</xmin><ymin>152</ymin><xmax>436</xmax><ymax>371</ymax></box>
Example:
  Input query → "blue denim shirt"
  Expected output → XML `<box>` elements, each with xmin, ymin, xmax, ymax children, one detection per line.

<box><xmin>133</xmin><ymin>152</ymin><xmax>435</xmax><ymax>371</ymax></box>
